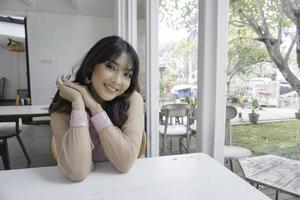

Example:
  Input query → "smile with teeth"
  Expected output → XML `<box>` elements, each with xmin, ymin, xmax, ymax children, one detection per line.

<box><xmin>105</xmin><ymin>84</ymin><xmax>118</xmax><ymax>93</ymax></box>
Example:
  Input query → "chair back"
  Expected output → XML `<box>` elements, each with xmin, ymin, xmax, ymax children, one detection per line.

<box><xmin>50</xmin><ymin>132</ymin><xmax>147</xmax><ymax>161</ymax></box>
<box><xmin>160</xmin><ymin>104</ymin><xmax>194</xmax><ymax>154</ymax></box>
<box><xmin>225</xmin><ymin>105</ymin><xmax>237</xmax><ymax>145</ymax></box>
<box><xmin>161</xmin><ymin>103</ymin><xmax>193</xmax><ymax>120</ymax></box>
<box><xmin>0</xmin><ymin>77</ymin><xmax>6</xmax><ymax>99</ymax></box>
<box><xmin>160</xmin><ymin>93</ymin><xmax>178</xmax><ymax>106</ymax></box>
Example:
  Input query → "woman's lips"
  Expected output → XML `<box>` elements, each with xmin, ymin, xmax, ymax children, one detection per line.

<box><xmin>104</xmin><ymin>83</ymin><xmax>118</xmax><ymax>93</ymax></box>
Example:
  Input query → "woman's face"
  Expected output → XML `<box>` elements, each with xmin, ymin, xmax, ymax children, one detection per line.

<box><xmin>91</xmin><ymin>53</ymin><xmax>133</xmax><ymax>103</ymax></box>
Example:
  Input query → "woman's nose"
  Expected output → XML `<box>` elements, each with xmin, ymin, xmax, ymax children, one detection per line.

<box><xmin>112</xmin><ymin>72</ymin><xmax>122</xmax><ymax>85</ymax></box>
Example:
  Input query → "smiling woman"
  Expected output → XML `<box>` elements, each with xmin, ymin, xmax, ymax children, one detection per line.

<box><xmin>49</xmin><ymin>35</ymin><xmax>144</xmax><ymax>181</ymax></box>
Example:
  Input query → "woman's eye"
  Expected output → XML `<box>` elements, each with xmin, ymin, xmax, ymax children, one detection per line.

<box><xmin>124</xmin><ymin>73</ymin><xmax>132</xmax><ymax>79</ymax></box>
<box><xmin>106</xmin><ymin>64</ymin><xmax>115</xmax><ymax>70</ymax></box>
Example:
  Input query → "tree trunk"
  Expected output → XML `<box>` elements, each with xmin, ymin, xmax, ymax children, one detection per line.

<box><xmin>295</xmin><ymin>11</ymin><xmax>300</xmax><ymax>72</ymax></box>
<box><xmin>262</xmin><ymin>37</ymin><xmax>300</xmax><ymax>113</ymax></box>
<box><xmin>264</xmin><ymin>40</ymin><xmax>300</xmax><ymax>95</ymax></box>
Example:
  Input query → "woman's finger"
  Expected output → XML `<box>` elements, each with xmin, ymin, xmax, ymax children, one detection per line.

<box><xmin>62</xmin><ymin>74</ymin><xmax>71</xmax><ymax>81</ymax></box>
<box><xmin>64</xmin><ymin>80</ymin><xmax>83</xmax><ymax>91</ymax></box>
<box><xmin>56</xmin><ymin>74</ymin><xmax>64</xmax><ymax>88</ymax></box>
<box><xmin>66</xmin><ymin>74</ymin><xmax>72</xmax><ymax>80</ymax></box>
<box><xmin>57</xmin><ymin>73</ymin><xmax>71</xmax><ymax>87</ymax></box>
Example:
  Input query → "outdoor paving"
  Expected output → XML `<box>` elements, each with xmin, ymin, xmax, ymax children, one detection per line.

<box><xmin>232</xmin><ymin>107</ymin><xmax>297</xmax><ymax>124</ymax></box>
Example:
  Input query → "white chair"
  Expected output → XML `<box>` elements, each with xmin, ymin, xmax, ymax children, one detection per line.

<box><xmin>159</xmin><ymin>104</ymin><xmax>194</xmax><ymax>155</ymax></box>
<box><xmin>0</xmin><ymin>119</ymin><xmax>31</xmax><ymax>170</ymax></box>
<box><xmin>224</xmin><ymin>105</ymin><xmax>252</xmax><ymax>171</ymax></box>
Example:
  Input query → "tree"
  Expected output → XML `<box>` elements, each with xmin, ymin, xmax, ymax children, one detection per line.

<box><xmin>160</xmin><ymin>0</ymin><xmax>197</xmax><ymax>38</ymax></box>
<box><xmin>159</xmin><ymin>39</ymin><xmax>197</xmax><ymax>85</ymax></box>
<box><xmin>227</xmin><ymin>38</ymin><xmax>271</xmax><ymax>98</ymax></box>
<box><xmin>161</xmin><ymin>0</ymin><xmax>272</xmax><ymax>98</ymax></box>
<box><xmin>227</xmin><ymin>13</ymin><xmax>271</xmax><ymax>98</ymax></box>
<box><xmin>232</xmin><ymin>0</ymin><xmax>300</xmax><ymax>111</ymax></box>
<box><xmin>159</xmin><ymin>0</ymin><xmax>198</xmax><ymax>91</ymax></box>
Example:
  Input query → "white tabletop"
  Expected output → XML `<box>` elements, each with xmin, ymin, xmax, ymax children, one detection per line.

<box><xmin>0</xmin><ymin>105</ymin><xmax>49</xmax><ymax>118</ymax></box>
<box><xmin>0</xmin><ymin>153</ymin><xmax>270</xmax><ymax>200</ymax></box>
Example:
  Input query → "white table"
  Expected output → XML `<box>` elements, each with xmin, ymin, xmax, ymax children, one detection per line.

<box><xmin>0</xmin><ymin>153</ymin><xmax>271</xmax><ymax>200</ymax></box>
<box><xmin>0</xmin><ymin>105</ymin><xmax>49</xmax><ymax>119</ymax></box>
<box><xmin>0</xmin><ymin>105</ymin><xmax>50</xmax><ymax>128</ymax></box>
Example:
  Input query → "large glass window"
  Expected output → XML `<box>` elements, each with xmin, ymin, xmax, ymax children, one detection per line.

<box><xmin>228</xmin><ymin>0</ymin><xmax>300</xmax><ymax>160</ymax></box>
<box><xmin>159</xmin><ymin>0</ymin><xmax>198</xmax><ymax>155</ymax></box>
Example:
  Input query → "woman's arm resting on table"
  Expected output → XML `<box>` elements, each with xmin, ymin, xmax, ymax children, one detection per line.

<box><xmin>92</xmin><ymin>91</ymin><xmax>144</xmax><ymax>173</ymax></box>
<box><xmin>50</xmin><ymin>111</ymin><xmax>94</xmax><ymax>181</ymax></box>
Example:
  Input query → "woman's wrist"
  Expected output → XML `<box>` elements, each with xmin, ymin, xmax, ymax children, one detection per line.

<box><xmin>90</xmin><ymin>103</ymin><xmax>104</xmax><ymax>116</ymax></box>
<box><xmin>72</xmin><ymin>99</ymin><xmax>85</xmax><ymax>110</ymax></box>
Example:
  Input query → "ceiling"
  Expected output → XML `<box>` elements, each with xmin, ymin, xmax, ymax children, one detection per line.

<box><xmin>0</xmin><ymin>0</ymin><xmax>145</xmax><ymax>18</ymax></box>
<box><xmin>0</xmin><ymin>0</ymin><xmax>115</xmax><ymax>18</ymax></box>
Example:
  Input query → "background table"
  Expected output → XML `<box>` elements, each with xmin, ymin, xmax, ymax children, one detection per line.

<box><xmin>239</xmin><ymin>155</ymin><xmax>300</xmax><ymax>200</ymax></box>
<box><xmin>0</xmin><ymin>105</ymin><xmax>49</xmax><ymax>119</ymax></box>
<box><xmin>0</xmin><ymin>105</ymin><xmax>50</xmax><ymax>128</ymax></box>
<box><xmin>0</xmin><ymin>153</ymin><xmax>270</xmax><ymax>200</ymax></box>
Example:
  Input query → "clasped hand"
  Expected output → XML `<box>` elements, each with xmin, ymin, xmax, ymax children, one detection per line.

<box><xmin>56</xmin><ymin>74</ymin><xmax>98</xmax><ymax>110</ymax></box>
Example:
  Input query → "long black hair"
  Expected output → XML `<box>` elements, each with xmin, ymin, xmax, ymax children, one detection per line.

<box><xmin>49</xmin><ymin>35</ymin><xmax>140</xmax><ymax>128</ymax></box>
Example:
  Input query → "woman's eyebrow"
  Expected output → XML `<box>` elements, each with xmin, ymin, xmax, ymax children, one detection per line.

<box><xmin>109</xmin><ymin>60</ymin><xmax>120</xmax><ymax>67</ymax></box>
<box><xmin>109</xmin><ymin>59</ymin><xmax>132</xmax><ymax>71</ymax></box>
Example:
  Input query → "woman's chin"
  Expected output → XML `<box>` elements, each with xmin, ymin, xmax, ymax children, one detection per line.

<box><xmin>102</xmin><ymin>95</ymin><xmax>117</xmax><ymax>102</ymax></box>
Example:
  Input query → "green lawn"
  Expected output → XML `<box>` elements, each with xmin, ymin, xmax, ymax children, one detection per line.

<box><xmin>231</xmin><ymin>120</ymin><xmax>300</xmax><ymax>160</ymax></box>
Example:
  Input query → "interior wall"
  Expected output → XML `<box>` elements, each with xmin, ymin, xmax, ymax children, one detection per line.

<box><xmin>0</xmin><ymin>48</ymin><xmax>27</xmax><ymax>99</ymax></box>
<box><xmin>27</xmin><ymin>12</ymin><xmax>114</xmax><ymax>105</ymax></box>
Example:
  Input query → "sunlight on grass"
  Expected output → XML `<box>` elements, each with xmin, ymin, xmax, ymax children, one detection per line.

<box><xmin>232</xmin><ymin>120</ymin><xmax>300</xmax><ymax>160</ymax></box>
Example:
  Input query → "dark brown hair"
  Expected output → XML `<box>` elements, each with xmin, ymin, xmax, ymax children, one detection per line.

<box><xmin>49</xmin><ymin>35</ymin><xmax>140</xmax><ymax>128</ymax></box>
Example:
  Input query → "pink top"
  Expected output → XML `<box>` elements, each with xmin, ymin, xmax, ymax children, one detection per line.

<box><xmin>50</xmin><ymin>91</ymin><xmax>144</xmax><ymax>181</ymax></box>
<box><xmin>70</xmin><ymin>110</ymin><xmax>113</xmax><ymax>162</ymax></box>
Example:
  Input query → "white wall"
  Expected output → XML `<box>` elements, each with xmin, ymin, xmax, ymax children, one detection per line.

<box><xmin>27</xmin><ymin>12</ymin><xmax>114</xmax><ymax>105</ymax></box>
<box><xmin>0</xmin><ymin>48</ymin><xmax>27</xmax><ymax>99</ymax></box>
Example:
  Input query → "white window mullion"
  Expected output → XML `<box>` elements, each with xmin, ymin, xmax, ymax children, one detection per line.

<box><xmin>115</xmin><ymin>0</ymin><xmax>126</xmax><ymax>38</ymax></box>
<box><xmin>145</xmin><ymin>0</ymin><xmax>159</xmax><ymax>157</ymax></box>
<box><xmin>196</xmin><ymin>0</ymin><xmax>229</xmax><ymax>163</ymax></box>
<box><xmin>127</xmin><ymin>0</ymin><xmax>137</xmax><ymax>49</ymax></box>
<box><xmin>115</xmin><ymin>0</ymin><xmax>137</xmax><ymax>50</ymax></box>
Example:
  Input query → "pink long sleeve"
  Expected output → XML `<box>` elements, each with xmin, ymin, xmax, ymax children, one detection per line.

<box><xmin>50</xmin><ymin>111</ymin><xmax>94</xmax><ymax>181</ymax></box>
<box><xmin>93</xmin><ymin>91</ymin><xmax>144</xmax><ymax>172</ymax></box>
